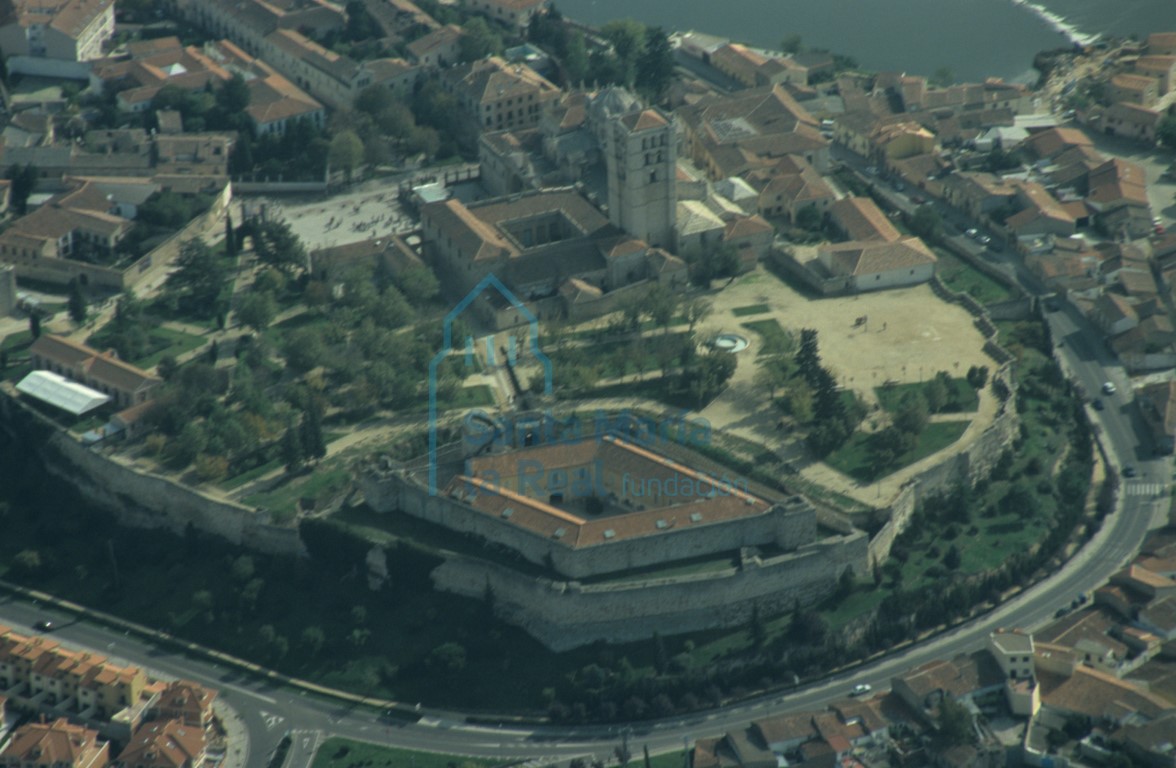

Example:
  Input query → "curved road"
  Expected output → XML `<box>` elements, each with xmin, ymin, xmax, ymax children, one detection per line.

<box><xmin>0</xmin><ymin>276</ymin><xmax>1167</xmax><ymax>768</ymax></box>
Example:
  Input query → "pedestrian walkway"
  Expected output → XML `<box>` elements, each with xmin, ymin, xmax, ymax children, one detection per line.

<box><xmin>1124</xmin><ymin>481</ymin><xmax>1168</xmax><ymax>498</ymax></box>
<box><xmin>212</xmin><ymin>699</ymin><xmax>250</xmax><ymax>768</ymax></box>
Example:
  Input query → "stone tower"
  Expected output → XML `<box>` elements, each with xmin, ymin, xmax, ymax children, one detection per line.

<box><xmin>605</xmin><ymin>107</ymin><xmax>677</xmax><ymax>249</ymax></box>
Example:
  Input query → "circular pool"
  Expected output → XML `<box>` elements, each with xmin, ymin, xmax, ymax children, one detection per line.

<box><xmin>713</xmin><ymin>333</ymin><xmax>749</xmax><ymax>353</ymax></box>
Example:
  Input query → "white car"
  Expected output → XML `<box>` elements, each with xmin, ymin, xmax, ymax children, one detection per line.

<box><xmin>1101</xmin><ymin>381</ymin><xmax>1117</xmax><ymax>395</ymax></box>
<box><xmin>965</xmin><ymin>228</ymin><xmax>979</xmax><ymax>239</ymax></box>
<box><xmin>850</xmin><ymin>683</ymin><xmax>872</xmax><ymax>697</ymax></box>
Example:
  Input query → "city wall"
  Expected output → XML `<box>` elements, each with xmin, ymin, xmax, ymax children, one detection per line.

<box><xmin>0</xmin><ymin>386</ymin><xmax>305</xmax><ymax>556</ymax></box>
<box><xmin>430</xmin><ymin>530</ymin><xmax>868</xmax><ymax>650</ymax></box>
<box><xmin>867</xmin><ymin>390</ymin><xmax>1020</xmax><ymax>566</ymax></box>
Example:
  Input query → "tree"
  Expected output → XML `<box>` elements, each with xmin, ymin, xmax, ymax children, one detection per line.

<box><xmin>937</xmin><ymin>696</ymin><xmax>974</xmax><ymax>745</ymax></box>
<box><xmin>166</xmin><ymin>239</ymin><xmax>227</xmax><ymax>319</ymax></box>
<box><xmin>1157</xmin><ymin>115</ymin><xmax>1176</xmax><ymax>150</ymax></box>
<box><xmin>796</xmin><ymin>329</ymin><xmax>822</xmax><ymax>385</ymax></box>
<box><xmin>924</xmin><ymin>375</ymin><xmax>949</xmax><ymax>414</ymax></box>
<box><xmin>194</xmin><ymin>453</ymin><xmax>229</xmax><ymax>481</ymax></box>
<box><xmin>224</xmin><ymin>212</ymin><xmax>237</xmax><ymax>258</ymax></box>
<box><xmin>564</xmin><ymin>31</ymin><xmax>589</xmax><ymax>83</ymax></box>
<box><xmin>636</xmin><ymin>26</ymin><xmax>674</xmax><ymax>100</ymax></box>
<box><xmin>426</xmin><ymin>642</ymin><xmax>467</xmax><ymax>672</ymax></box>
<box><xmin>329</xmin><ymin>130</ymin><xmax>364</xmax><ymax>183</ymax></box>
<box><xmin>13</xmin><ymin>549</ymin><xmax>43</xmax><ymax>574</ymax></box>
<box><xmin>781</xmin><ymin>34</ymin><xmax>803</xmax><ymax>54</ymax></box>
<box><xmin>795</xmin><ymin>204</ymin><xmax>822</xmax><ymax>231</ymax></box>
<box><xmin>251</xmin><ymin>219</ymin><xmax>307</xmax><ymax>275</ymax></box>
<box><xmin>237</xmin><ymin>292</ymin><xmax>277</xmax><ymax>332</ymax></box>
<box><xmin>894</xmin><ymin>393</ymin><xmax>929</xmax><ymax>436</ymax></box>
<box><xmin>601</xmin><ymin>19</ymin><xmax>646</xmax><ymax>86</ymax></box>
<box><xmin>301</xmin><ymin>400</ymin><xmax>327</xmax><ymax>460</ymax></box>
<box><xmin>459</xmin><ymin>17</ymin><xmax>503</xmax><ymax>62</ymax></box>
<box><xmin>754</xmin><ymin>359</ymin><xmax>789</xmax><ymax>400</ymax></box>
<box><xmin>6</xmin><ymin>163</ymin><xmax>37</xmax><ymax>214</ymax></box>
<box><xmin>216</xmin><ymin>74</ymin><xmax>250</xmax><ymax>117</ymax></box>
<box><xmin>281</xmin><ymin>422</ymin><xmax>305</xmax><ymax>473</ymax></box>
<box><xmin>930</xmin><ymin>66</ymin><xmax>954</xmax><ymax>87</ymax></box>
<box><xmin>647</xmin><ymin>284</ymin><xmax>677</xmax><ymax>333</ymax></box>
<box><xmin>68</xmin><ymin>280</ymin><xmax>86</xmax><ymax>324</ymax></box>
<box><xmin>943</xmin><ymin>544</ymin><xmax>962</xmax><ymax>570</ymax></box>
<box><xmin>685</xmin><ymin>298</ymin><xmax>712</xmax><ymax>333</ymax></box>
<box><xmin>966</xmin><ymin>365</ymin><xmax>989</xmax><ymax>390</ymax></box>
<box><xmin>301</xmin><ymin>625</ymin><xmax>326</xmax><ymax>655</ymax></box>
<box><xmin>908</xmin><ymin>204</ymin><xmax>941</xmax><ymax>239</ymax></box>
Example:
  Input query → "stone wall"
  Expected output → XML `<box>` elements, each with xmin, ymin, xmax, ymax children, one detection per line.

<box><xmin>430</xmin><ymin>529</ymin><xmax>868</xmax><ymax>650</ymax></box>
<box><xmin>360</xmin><ymin>468</ymin><xmax>818</xmax><ymax>579</ymax></box>
<box><xmin>867</xmin><ymin>369</ymin><xmax>1020</xmax><ymax>566</ymax></box>
<box><xmin>0</xmin><ymin>386</ymin><xmax>305</xmax><ymax>556</ymax></box>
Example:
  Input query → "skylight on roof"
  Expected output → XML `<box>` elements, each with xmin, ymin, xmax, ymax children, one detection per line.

<box><xmin>603</xmin><ymin>529</ymin><xmax>615</xmax><ymax>539</ymax></box>
<box><xmin>501</xmin><ymin>507</ymin><xmax>513</xmax><ymax>518</ymax></box>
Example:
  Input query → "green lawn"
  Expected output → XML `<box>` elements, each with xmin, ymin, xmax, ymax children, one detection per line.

<box><xmin>1</xmin><ymin>330</ymin><xmax>33</xmax><ymax>350</ymax></box>
<box><xmin>310</xmin><ymin>738</ymin><xmax>501</xmax><ymax>768</ymax></box>
<box><xmin>825</xmin><ymin>420</ymin><xmax>971</xmax><ymax>482</ymax></box>
<box><xmin>556</xmin><ymin>332</ymin><xmax>692</xmax><ymax>379</ymax></box>
<box><xmin>875</xmin><ymin>378</ymin><xmax>979</xmax><ymax>414</ymax></box>
<box><xmin>740</xmin><ymin>319</ymin><xmax>793</xmax><ymax>356</ymax></box>
<box><xmin>242</xmin><ymin>465</ymin><xmax>351</xmax><ymax>521</ymax></box>
<box><xmin>934</xmin><ymin>250</ymin><xmax>1014</xmax><ymax>305</ymax></box>
<box><xmin>134</xmin><ymin>327</ymin><xmax>208</xmax><ymax>368</ymax></box>
<box><xmin>218</xmin><ymin>458</ymin><xmax>282</xmax><ymax>491</ymax></box>
<box><xmin>732</xmin><ymin>304</ymin><xmax>770</xmax><ymax>317</ymax></box>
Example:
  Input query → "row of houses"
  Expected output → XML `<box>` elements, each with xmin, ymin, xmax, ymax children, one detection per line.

<box><xmin>172</xmin><ymin>0</ymin><xmax>551</xmax><ymax>111</ymax></box>
<box><xmin>1087</xmin><ymin>32</ymin><xmax>1176</xmax><ymax>144</ymax></box>
<box><xmin>696</xmin><ymin>608</ymin><xmax>1176</xmax><ymax>768</ymax></box>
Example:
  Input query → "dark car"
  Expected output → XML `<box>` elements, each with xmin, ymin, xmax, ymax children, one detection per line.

<box><xmin>33</xmin><ymin>620</ymin><xmax>54</xmax><ymax>632</ymax></box>
<box><xmin>1092</xmin><ymin>398</ymin><xmax>1104</xmax><ymax>411</ymax></box>
<box><xmin>1122</xmin><ymin>465</ymin><xmax>1137</xmax><ymax>478</ymax></box>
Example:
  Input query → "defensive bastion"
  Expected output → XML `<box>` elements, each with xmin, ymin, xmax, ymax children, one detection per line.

<box><xmin>359</xmin><ymin>411</ymin><xmax>868</xmax><ymax>650</ymax></box>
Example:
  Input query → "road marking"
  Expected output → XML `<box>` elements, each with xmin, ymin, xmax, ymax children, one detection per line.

<box><xmin>259</xmin><ymin>710</ymin><xmax>285</xmax><ymax>730</ymax></box>
<box><xmin>1125</xmin><ymin>482</ymin><xmax>1167</xmax><ymax>497</ymax></box>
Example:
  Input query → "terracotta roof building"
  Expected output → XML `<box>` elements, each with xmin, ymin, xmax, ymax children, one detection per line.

<box><xmin>0</xmin><ymin>0</ymin><xmax>114</xmax><ymax>70</ymax></box>
<box><xmin>0</xmin><ymin>718</ymin><xmax>109</xmax><ymax>768</ymax></box>
<box><xmin>114</xmin><ymin>720</ymin><xmax>205</xmax><ymax>768</ymax></box>
<box><xmin>29</xmin><ymin>334</ymin><xmax>161</xmax><ymax>410</ymax></box>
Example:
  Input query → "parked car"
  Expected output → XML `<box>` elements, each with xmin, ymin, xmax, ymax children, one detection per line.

<box><xmin>33</xmin><ymin>620</ymin><xmax>54</xmax><ymax>632</ymax></box>
<box><xmin>965</xmin><ymin>228</ymin><xmax>979</xmax><ymax>238</ymax></box>
<box><xmin>1101</xmin><ymin>381</ymin><xmax>1117</xmax><ymax>395</ymax></box>
<box><xmin>1122</xmin><ymin>465</ymin><xmax>1137</xmax><ymax>478</ymax></box>
<box><xmin>850</xmin><ymin>683</ymin><xmax>872</xmax><ymax>696</ymax></box>
<box><xmin>977</xmin><ymin>235</ymin><xmax>992</xmax><ymax>246</ymax></box>
<box><xmin>1092</xmin><ymin>398</ymin><xmax>1104</xmax><ymax>411</ymax></box>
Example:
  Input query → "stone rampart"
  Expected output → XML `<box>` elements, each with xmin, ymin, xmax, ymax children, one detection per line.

<box><xmin>430</xmin><ymin>529</ymin><xmax>868</xmax><ymax>650</ymax></box>
<box><xmin>867</xmin><ymin>370</ymin><xmax>1020</xmax><ymax>565</ymax></box>
<box><xmin>0</xmin><ymin>386</ymin><xmax>305</xmax><ymax>556</ymax></box>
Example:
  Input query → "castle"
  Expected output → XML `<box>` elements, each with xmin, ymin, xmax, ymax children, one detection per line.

<box><xmin>360</xmin><ymin>411</ymin><xmax>868</xmax><ymax>650</ymax></box>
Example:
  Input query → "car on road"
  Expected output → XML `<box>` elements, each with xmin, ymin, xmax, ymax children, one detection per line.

<box><xmin>1092</xmin><ymin>398</ymin><xmax>1104</xmax><ymax>411</ymax></box>
<box><xmin>977</xmin><ymin>235</ymin><xmax>992</xmax><ymax>246</ymax></box>
<box><xmin>33</xmin><ymin>620</ymin><xmax>54</xmax><ymax>632</ymax></box>
<box><xmin>1101</xmin><ymin>381</ymin><xmax>1117</xmax><ymax>395</ymax></box>
<box><xmin>965</xmin><ymin>228</ymin><xmax>979</xmax><ymax>239</ymax></box>
<box><xmin>1122</xmin><ymin>465</ymin><xmax>1137</xmax><ymax>478</ymax></box>
<box><xmin>850</xmin><ymin>683</ymin><xmax>872</xmax><ymax>696</ymax></box>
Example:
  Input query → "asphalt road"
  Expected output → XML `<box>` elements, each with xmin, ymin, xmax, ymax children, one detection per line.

<box><xmin>0</xmin><ymin>166</ymin><xmax>1168</xmax><ymax>765</ymax></box>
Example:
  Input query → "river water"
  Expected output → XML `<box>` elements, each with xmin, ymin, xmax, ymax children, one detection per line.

<box><xmin>560</xmin><ymin>0</ymin><xmax>1176</xmax><ymax>84</ymax></box>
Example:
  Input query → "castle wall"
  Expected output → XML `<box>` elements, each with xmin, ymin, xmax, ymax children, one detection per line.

<box><xmin>431</xmin><ymin>529</ymin><xmax>868</xmax><ymax>650</ymax></box>
<box><xmin>360</xmin><ymin>470</ymin><xmax>818</xmax><ymax>579</ymax></box>
<box><xmin>0</xmin><ymin>386</ymin><xmax>305</xmax><ymax>556</ymax></box>
<box><xmin>867</xmin><ymin>371</ymin><xmax>1020</xmax><ymax>566</ymax></box>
